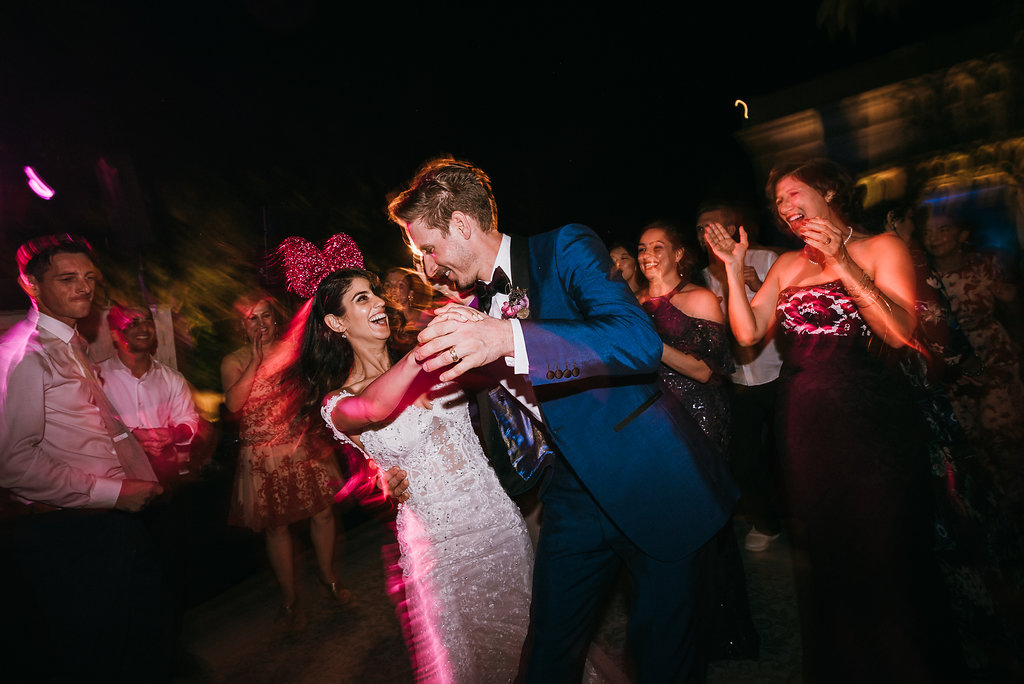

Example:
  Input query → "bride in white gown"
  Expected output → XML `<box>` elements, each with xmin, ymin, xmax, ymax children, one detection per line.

<box><xmin>290</xmin><ymin>267</ymin><xmax>533</xmax><ymax>683</ymax></box>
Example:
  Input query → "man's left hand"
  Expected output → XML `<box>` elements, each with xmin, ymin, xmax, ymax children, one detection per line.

<box><xmin>416</xmin><ymin>305</ymin><xmax>514</xmax><ymax>381</ymax></box>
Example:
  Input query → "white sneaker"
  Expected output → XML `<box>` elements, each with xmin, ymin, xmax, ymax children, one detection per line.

<box><xmin>744</xmin><ymin>527</ymin><xmax>780</xmax><ymax>552</ymax></box>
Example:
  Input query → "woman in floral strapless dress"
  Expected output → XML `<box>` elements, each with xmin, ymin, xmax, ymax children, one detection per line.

<box><xmin>706</xmin><ymin>159</ymin><xmax>964</xmax><ymax>683</ymax></box>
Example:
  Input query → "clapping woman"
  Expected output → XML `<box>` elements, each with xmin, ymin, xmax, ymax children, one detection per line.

<box><xmin>705</xmin><ymin>159</ymin><xmax>962</xmax><ymax>682</ymax></box>
<box><xmin>221</xmin><ymin>293</ymin><xmax>349</xmax><ymax>630</ymax></box>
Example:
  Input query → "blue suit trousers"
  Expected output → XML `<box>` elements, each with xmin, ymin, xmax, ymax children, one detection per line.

<box><xmin>521</xmin><ymin>457</ymin><xmax>711</xmax><ymax>683</ymax></box>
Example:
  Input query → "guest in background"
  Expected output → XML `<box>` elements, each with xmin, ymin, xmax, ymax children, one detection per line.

<box><xmin>100</xmin><ymin>299</ymin><xmax>208</xmax><ymax>673</ymax></box>
<box><xmin>221</xmin><ymin>292</ymin><xmax>350</xmax><ymax>631</ymax></box>
<box><xmin>636</xmin><ymin>221</ymin><xmax>732</xmax><ymax>453</ymax></box>
<box><xmin>101</xmin><ymin>302</ymin><xmax>204</xmax><ymax>484</ymax></box>
<box><xmin>698</xmin><ymin>202</ymin><xmax>784</xmax><ymax>553</ymax></box>
<box><xmin>921</xmin><ymin>208</ymin><xmax>1024</xmax><ymax>509</ymax></box>
<box><xmin>867</xmin><ymin>197</ymin><xmax>1024</xmax><ymax>680</ymax></box>
<box><xmin>636</xmin><ymin>220</ymin><xmax>759</xmax><ymax>661</ymax></box>
<box><xmin>608</xmin><ymin>242</ymin><xmax>641</xmax><ymax>294</ymax></box>
<box><xmin>384</xmin><ymin>267</ymin><xmax>430</xmax><ymax>353</ymax></box>
<box><xmin>878</xmin><ymin>200</ymin><xmax>917</xmax><ymax>244</ymax></box>
<box><xmin>0</xmin><ymin>234</ymin><xmax>167</xmax><ymax>683</ymax></box>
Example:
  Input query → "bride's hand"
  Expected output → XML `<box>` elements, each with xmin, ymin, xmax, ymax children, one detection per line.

<box><xmin>379</xmin><ymin>465</ymin><xmax>410</xmax><ymax>503</ymax></box>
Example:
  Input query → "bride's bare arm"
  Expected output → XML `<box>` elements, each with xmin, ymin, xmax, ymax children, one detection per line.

<box><xmin>328</xmin><ymin>351</ymin><xmax>424</xmax><ymax>432</ymax></box>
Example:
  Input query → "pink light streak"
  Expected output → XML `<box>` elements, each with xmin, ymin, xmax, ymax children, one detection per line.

<box><xmin>24</xmin><ymin>166</ymin><xmax>55</xmax><ymax>200</ymax></box>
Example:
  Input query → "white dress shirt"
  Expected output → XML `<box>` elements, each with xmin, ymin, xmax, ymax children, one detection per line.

<box><xmin>98</xmin><ymin>355</ymin><xmax>200</xmax><ymax>443</ymax></box>
<box><xmin>486</xmin><ymin>234</ymin><xmax>543</xmax><ymax>422</ymax></box>
<box><xmin>702</xmin><ymin>247</ymin><xmax>784</xmax><ymax>387</ymax></box>
<box><xmin>0</xmin><ymin>309</ymin><xmax>124</xmax><ymax>508</ymax></box>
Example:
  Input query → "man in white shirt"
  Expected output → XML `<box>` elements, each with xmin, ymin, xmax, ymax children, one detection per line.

<box><xmin>0</xmin><ymin>235</ymin><xmax>168</xmax><ymax>682</ymax></box>
<box><xmin>699</xmin><ymin>202</ymin><xmax>785</xmax><ymax>552</ymax></box>
<box><xmin>100</xmin><ymin>302</ymin><xmax>202</xmax><ymax>485</ymax></box>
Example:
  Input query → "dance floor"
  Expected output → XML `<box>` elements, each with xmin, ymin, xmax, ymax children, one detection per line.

<box><xmin>176</xmin><ymin>514</ymin><xmax>802</xmax><ymax>683</ymax></box>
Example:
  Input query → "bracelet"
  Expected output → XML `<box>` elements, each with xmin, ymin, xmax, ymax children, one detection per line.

<box><xmin>846</xmin><ymin>269</ymin><xmax>873</xmax><ymax>297</ymax></box>
<box><xmin>847</xmin><ymin>270</ymin><xmax>882</xmax><ymax>307</ymax></box>
<box><xmin>852</xmin><ymin>288</ymin><xmax>883</xmax><ymax>308</ymax></box>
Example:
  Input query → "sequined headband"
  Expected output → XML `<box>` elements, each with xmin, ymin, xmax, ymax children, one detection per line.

<box><xmin>277</xmin><ymin>233</ymin><xmax>365</xmax><ymax>299</ymax></box>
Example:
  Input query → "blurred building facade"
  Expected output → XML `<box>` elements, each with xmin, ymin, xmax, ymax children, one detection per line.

<box><xmin>736</xmin><ymin>33</ymin><xmax>1023</xmax><ymax>255</ymax></box>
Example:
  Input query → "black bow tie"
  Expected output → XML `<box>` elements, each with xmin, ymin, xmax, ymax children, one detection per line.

<box><xmin>475</xmin><ymin>267</ymin><xmax>511</xmax><ymax>313</ymax></box>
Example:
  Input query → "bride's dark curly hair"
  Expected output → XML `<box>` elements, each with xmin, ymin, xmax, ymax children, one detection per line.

<box><xmin>285</xmin><ymin>268</ymin><xmax>395</xmax><ymax>425</ymax></box>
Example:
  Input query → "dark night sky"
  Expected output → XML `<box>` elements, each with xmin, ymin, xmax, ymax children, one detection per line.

<box><xmin>0</xmin><ymin>1</ymin><xmax>1016</xmax><ymax>287</ymax></box>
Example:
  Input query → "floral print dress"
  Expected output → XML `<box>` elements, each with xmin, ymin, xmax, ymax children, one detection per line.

<box><xmin>773</xmin><ymin>280</ymin><xmax>960</xmax><ymax>682</ymax></box>
<box><xmin>932</xmin><ymin>253</ymin><xmax>1024</xmax><ymax>470</ymax></box>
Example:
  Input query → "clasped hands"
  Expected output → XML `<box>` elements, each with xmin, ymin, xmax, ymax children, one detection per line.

<box><xmin>377</xmin><ymin>303</ymin><xmax>514</xmax><ymax>504</ymax></box>
<box><xmin>413</xmin><ymin>303</ymin><xmax>514</xmax><ymax>383</ymax></box>
<box><xmin>132</xmin><ymin>427</ymin><xmax>175</xmax><ymax>459</ymax></box>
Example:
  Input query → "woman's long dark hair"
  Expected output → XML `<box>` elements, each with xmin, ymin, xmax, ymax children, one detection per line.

<box><xmin>285</xmin><ymin>268</ymin><xmax>389</xmax><ymax>425</ymax></box>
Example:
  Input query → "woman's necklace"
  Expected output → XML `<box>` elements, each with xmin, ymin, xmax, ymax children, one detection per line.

<box><xmin>648</xmin><ymin>279</ymin><xmax>686</xmax><ymax>299</ymax></box>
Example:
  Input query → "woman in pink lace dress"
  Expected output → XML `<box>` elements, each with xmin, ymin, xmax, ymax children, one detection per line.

<box><xmin>221</xmin><ymin>292</ymin><xmax>349</xmax><ymax>629</ymax></box>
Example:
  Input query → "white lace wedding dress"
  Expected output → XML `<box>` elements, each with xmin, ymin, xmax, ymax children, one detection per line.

<box><xmin>323</xmin><ymin>384</ymin><xmax>533</xmax><ymax>683</ymax></box>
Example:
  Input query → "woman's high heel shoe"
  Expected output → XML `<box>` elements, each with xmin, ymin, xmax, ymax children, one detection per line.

<box><xmin>274</xmin><ymin>600</ymin><xmax>307</xmax><ymax>631</ymax></box>
<box><xmin>319</xmin><ymin>577</ymin><xmax>353</xmax><ymax>606</ymax></box>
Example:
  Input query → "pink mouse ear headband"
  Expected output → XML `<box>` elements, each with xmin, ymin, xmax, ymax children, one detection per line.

<box><xmin>276</xmin><ymin>233</ymin><xmax>365</xmax><ymax>299</ymax></box>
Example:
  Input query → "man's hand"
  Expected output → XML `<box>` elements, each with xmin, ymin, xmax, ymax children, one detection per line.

<box><xmin>415</xmin><ymin>307</ymin><xmax>514</xmax><ymax>381</ymax></box>
<box><xmin>742</xmin><ymin>266</ymin><xmax>763</xmax><ymax>292</ymax></box>
<box><xmin>132</xmin><ymin>427</ymin><xmax>174</xmax><ymax>460</ymax></box>
<box><xmin>379</xmin><ymin>465</ymin><xmax>410</xmax><ymax>503</ymax></box>
<box><xmin>115</xmin><ymin>479</ymin><xmax>164</xmax><ymax>512</ymax></box>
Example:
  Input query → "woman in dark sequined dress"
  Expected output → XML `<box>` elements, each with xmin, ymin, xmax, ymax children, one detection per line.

<box><xmin>636</xmin><ymin>222</ymin><xmax>733</xmax><ymax>452</ymax></box>
<box><xmin>635</xmin><ymin>221</ymin><xmax>758</xmax><ymax>660</ymax></box>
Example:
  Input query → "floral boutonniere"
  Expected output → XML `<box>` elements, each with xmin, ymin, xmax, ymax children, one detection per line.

<box><xmin>501</xmin><ymin>286</ymin><xmax>531</xmax><ymax>319</ymax></box>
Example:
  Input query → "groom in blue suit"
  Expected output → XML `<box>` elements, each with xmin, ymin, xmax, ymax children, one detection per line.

<box><xmin>390</xmin><ymin>158</ymin><xmax>737</xmax><ymax>682</ymax></box>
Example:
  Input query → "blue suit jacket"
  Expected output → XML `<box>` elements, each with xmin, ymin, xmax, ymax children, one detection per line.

<box><xmin>508</xmin><ymin>224</ymin><xmax>737</xmax><ymax>562</ymax></box>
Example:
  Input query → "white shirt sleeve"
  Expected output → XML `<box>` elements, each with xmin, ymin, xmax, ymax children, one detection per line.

<box><xmin>509</xmin><ymin>319</ymin><xmax>530</xmax><ymax>375</ymax></box>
